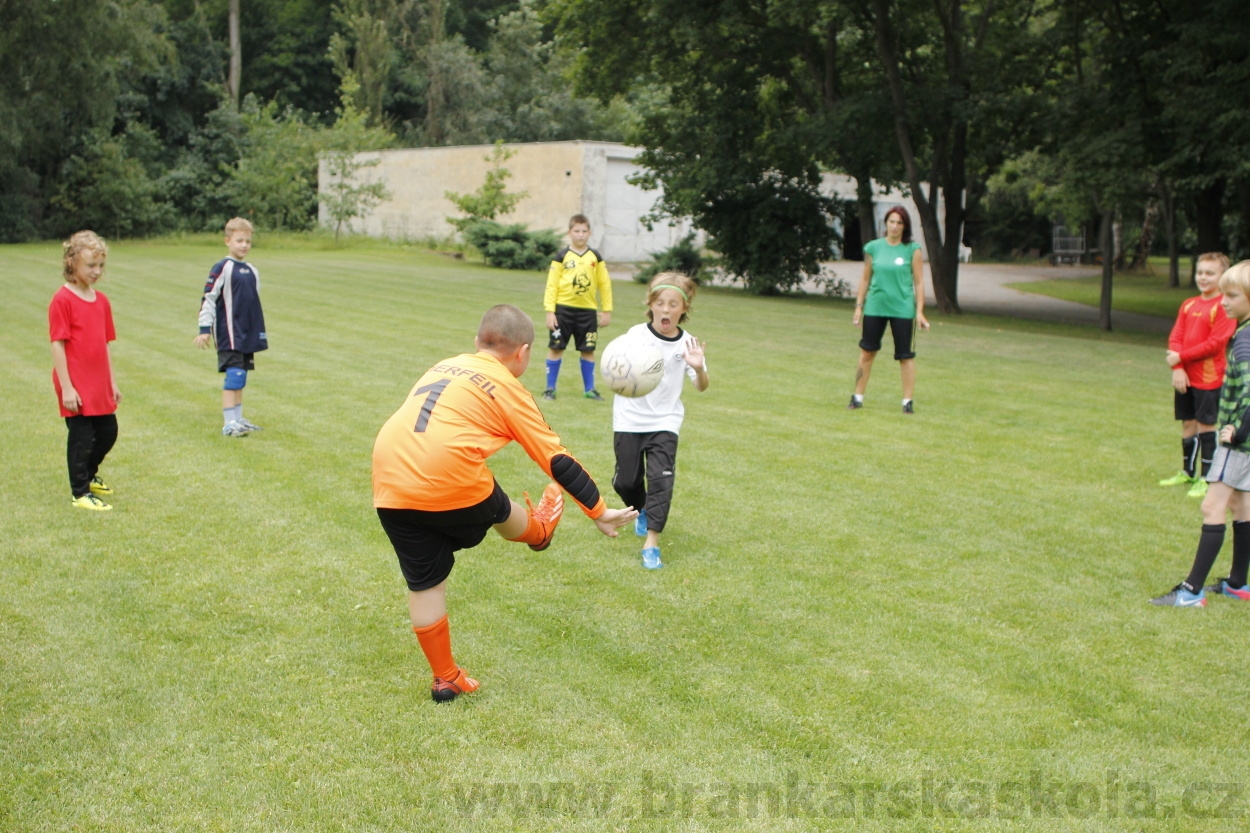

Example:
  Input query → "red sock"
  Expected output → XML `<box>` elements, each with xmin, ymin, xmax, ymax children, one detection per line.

<box><xmin>413</xmin><ymin>615</ymin><xmax>458</xmax><ymax>681</ymax></box>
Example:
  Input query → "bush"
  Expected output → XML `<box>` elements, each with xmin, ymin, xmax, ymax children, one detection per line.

<box><xmin>635</xmin><ymin>232</ymin><xmax>705</xmax><ymax>283</ymax></box>
<box><xmin>462</xmin><ymin>220</ymin><xmax>559</xmax><ymax>270</ymax></box>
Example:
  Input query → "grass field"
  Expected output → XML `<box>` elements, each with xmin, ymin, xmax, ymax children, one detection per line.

<box><xmin>1006</xmin><ymin>270</ymin><xmax>1195</xmax><ymax>319</ymax></box>
<box><xmin>2</xmin><ymin>237</ymin><xmax>1247</xmax><ymax>831</ymax></box>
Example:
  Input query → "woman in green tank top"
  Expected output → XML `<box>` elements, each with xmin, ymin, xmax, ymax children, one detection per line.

<box><xmin>847</xmin><ymin>206</ymin><xmax>930</xmax><ymax>413</ymax></box>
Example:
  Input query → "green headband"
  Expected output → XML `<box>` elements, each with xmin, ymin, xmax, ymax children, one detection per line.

<box><xmin>652</xmin><ymin>284</ymin><xmax>689</xmax><ymax>303</ymax></box>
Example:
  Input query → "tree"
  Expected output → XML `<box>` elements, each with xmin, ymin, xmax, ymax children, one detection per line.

<box><xmin>559</xmin><ymin>0</ymin><xmax>1050</xmax><ymax>299</ymax></box>
<box><xmin>444</xmin><ymin>141</ymin><xmax>528</xmax><ymax>230</ymax></box>
<box><xmin>557</xmin><ymin>0</ymin><xmax>899</xmax><ymax>292</ymax></box>
<box><xmin>329</xmin><ymin>0</ymin><xmax>399</xmax><ymax>127</ymax></box>
<box><xmin>0</xmin><ymin>0</ymin><xmax>172</xmax><ymax>240</ymax></box>
<box><xmin>318</xmin><ymin>80</ymin><xmax>394</xmax><ymax>240</ymax></box>
<box><xmin>869</xmin><ymin>0</ymin><xmax>1053</xmax><ymax>313</ymax></box>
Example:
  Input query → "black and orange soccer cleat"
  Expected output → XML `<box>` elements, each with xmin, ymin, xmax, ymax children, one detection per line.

<box><xmin>431</xmin><ymin>668</ymin><xmax>479</xmax><ymax>703</ymax></box>
<box><xmin>523</xmin><ymin>483</ymin><xmax>564</xmax><ymax>552</ymax></box>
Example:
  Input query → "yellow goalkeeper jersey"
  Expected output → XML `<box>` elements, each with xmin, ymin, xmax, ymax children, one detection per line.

<box><xmin>544</xmin><ymin>247</ymin><xmax>613</xmax><ymax>312</ymax></box>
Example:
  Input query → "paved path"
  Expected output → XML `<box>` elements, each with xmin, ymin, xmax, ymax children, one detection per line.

<box><xmin>610</xmin><ymin>260</ymin><xmax>1173</xmax><ymax>333</ymax></box>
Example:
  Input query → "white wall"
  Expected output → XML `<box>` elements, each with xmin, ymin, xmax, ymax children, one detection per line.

<box><xmin>318</xmin><ymin>140</ymin><xmax>689</xmax><ymax>260</ymax></box>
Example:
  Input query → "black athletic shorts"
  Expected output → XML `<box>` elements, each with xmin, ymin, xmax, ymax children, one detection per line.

<box><xmin>376</xmin><ymin>480</ymin><xmax>512</xmax><ymax>591</ymax></box>
<box><xmin>859</xmin><ymin>315</ymin><xmax>917</xmax><ymax>360</ymax></box>
<box><xmin>217</xmin><ymin>350</ymin><xmax>256</xmax><ymax>373</ymax></box>
<box><xmin>548</xmin><ymin>305</ymin><xmax>599</xmax><ymax>353</ymax></box>
<box><xmin>1175</xmin><ymin>387</ymin><xmax>1220</xmax><ymax>425</ymax></box>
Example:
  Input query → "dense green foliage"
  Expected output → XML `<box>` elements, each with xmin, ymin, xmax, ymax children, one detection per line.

<box><xmin>5</xmin><ymin>239</ymin><xmax>1247</xmax><ymax>830</ymax></box>
<box><xmin>0</xmin><ymin>0</ymin><xmax>628</xmax><ymax>243</ymax></box>
<box><xmin>6</xmin><ymin>0</ymin><xmax>1250</xmax><ymax>305</ymax></box>
<box><xmin>557</xmin><ymin>0</ymin><xmax>1250</xmax><ymax>304</ymax></box>
<box><xmin>634</xmin><ymin>233</ymin><xmax>706</xmax><ymax>284</ymax></box>
<box><xmin>462</xmin><ymin>219</ymin><xmax>560</xmax><ymax>269</ymax></box>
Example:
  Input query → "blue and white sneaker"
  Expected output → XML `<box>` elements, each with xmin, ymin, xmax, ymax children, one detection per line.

<box><xmin>238</xmin><ymin>418</ymin><xmax>263</xmax><ymax>432</ymax></box>
<box><xmin>635</xmin><ymin>513</ymin><xmax>648</xmax><ymax>537</ymax></box>
<box><xmin>1149</xmin><ymin>583</ymin><xmax>1206</xmax><ymax>607</ymax></box>
<box><xmin>222</xmin><ymin>420</ymin><xmax>251</xmax><ymax>437</ymax></box>
<box><xmin>1204</xmin><ymin>578</ymin><xmax>1250</xmax><ymax>600</ymax></box>
<box><xmin>641</xmin><ymin>546</ymin><xmax>662</xmax><ymax>570</ymax></box>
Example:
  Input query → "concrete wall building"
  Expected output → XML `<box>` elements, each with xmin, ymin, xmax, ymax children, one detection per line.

<box><xmin>320</xmin><ymin>140</ymin><xmax>696</xmax><ymax>262</ymax></box>
<box><xmin>320</xmin><ymin>140</ymin><xmax>957</xmax><ymax>263</ymax></box>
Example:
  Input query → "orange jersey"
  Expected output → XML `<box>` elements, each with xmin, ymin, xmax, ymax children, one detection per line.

<box><xmin>372</xmin><ymin>352</ymin><xmax>605</xmax><ymax>517</ymax></box>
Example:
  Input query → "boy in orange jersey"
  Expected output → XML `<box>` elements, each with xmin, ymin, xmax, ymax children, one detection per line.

<box><xmin>372</xmin><ymin>304</ymin><xmax>638</xmax><ymax>702</ymax></box>
<box><xmin>1161</xmin><ymin>252</ymin><xmax>1234</xmax><ymax>498</ymax></box>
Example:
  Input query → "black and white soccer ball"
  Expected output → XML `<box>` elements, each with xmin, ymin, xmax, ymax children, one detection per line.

<box><xmin>599</xmin><ymin>336</ymin><xmax>664</xmax><ymax>397</ymax></box>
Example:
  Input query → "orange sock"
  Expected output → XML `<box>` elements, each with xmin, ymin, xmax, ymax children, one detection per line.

<box><xmin>413</xmin><ymin>615</ymin><xmax>458</xmax><ymax>681</ymax></box>
<box><xmin>507</xmin><ymin>509</ymin><xmax>547</xmax><ymax>547</ymax></box>
<box><xmin>505</xmin><ymin>485</ymin><xmax>563</xmax><ymax>550</ymax></box>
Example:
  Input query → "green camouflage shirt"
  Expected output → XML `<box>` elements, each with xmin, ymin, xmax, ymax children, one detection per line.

<box><xmin>1218</xmin><ymin>320</ymin><xmax>1250</xmax><ymax>449</ymax></box>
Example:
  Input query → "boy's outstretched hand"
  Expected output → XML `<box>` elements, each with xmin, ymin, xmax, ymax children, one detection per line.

<box><xmin>193</xmin><ymin>333</ymin><xmax>212</xmax><ymax>349</ymax></box>
<box><xmin>594</xmin><ymin>506</ymin><xmax>639</xmax><ymax>538</ymax></box>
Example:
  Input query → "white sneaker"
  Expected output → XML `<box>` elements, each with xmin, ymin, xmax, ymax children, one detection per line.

<box><xmin>222</xmin><ymin>420</ymin><xmax>251</xmax><ymax>437</ymax></box>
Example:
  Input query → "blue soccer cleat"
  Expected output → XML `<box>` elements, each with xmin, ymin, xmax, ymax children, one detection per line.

<box><xmin>1149</xmin><ymin>584</ymin><xmax>1206</xmax><ymax>607</ymax></box>
<box><xmin>635</xmin><ymin>513</ymin><xmax>648</xmax><ymax>537</ymax></box>
<box><xmin>641</xmin><ymin>546</ymin><xmax>662</xmax><ymax>570</ymax></box>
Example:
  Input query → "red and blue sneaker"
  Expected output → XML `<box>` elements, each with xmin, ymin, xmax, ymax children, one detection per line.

<box><xmin>1204</xmin><ymin>578</ymin><xmax>1250</xmax><ymax>600</ymax></box>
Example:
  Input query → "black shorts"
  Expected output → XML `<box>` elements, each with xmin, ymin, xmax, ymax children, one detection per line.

<box><xmin>1175</xmin><ymin>387</ymin><xmax>1220</xmax><ymax>425</ymax></box>
<box><xmin>376</xmin><ymin>481</ymin><xmax>513</xmax><ymax>591</ymax></box>
<box><xmin>217</xmin><ymin>350</ymin><xmax>255</xmax><ymax>373</ymax></box>
<box><xmin>859</xmin><ymin>315</ymin><xmax>917</xmax><ymax>360</ymax></box>
<box><xmin>548</xmin><ymin>306</ymin><xmax>599</xmax><ymax>353</ymax></box>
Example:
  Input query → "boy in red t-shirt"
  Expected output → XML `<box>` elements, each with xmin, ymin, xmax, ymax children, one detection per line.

<box><xmin>49</xmin><ymin>231</ymin><xmax>121</xmax><ymax>511</ymax></box>
<box><xmin>1161</xmin><ymin>252</ymin><xmax>1234</xmax><ymax>498</ymax></box>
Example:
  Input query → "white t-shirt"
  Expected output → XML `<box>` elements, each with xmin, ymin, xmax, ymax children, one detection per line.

<box><xmin>612</xmin><ymin>323</ymin><xmax>705</xmax><ymax>435</ymax></box>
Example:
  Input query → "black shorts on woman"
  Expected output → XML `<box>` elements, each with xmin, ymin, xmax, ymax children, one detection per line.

<box><xmin>859</xmin><ymin>315</ymin><xmax>918</xmax><ymax>360</ymax></box>
<box><xmin>376</xmin><ymin>480</ymin><xmax>512</xmax><ymax>591</ymax></box>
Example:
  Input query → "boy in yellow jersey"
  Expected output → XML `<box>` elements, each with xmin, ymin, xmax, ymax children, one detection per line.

<box><xmin>372</xmin><ymin>304</ymin><xmax>637</xmax><ymax>702</ymax></box>
<box><xmin>543</xmin><ymin>214</ymin><xmax>613</xmax><ymax>400</ymax></box>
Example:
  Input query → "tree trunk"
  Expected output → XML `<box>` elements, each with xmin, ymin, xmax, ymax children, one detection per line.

<box><xmin>1130</xmin><ymin>199</ymin><xmax>1157</xmax><ymax>271</ymax></box>
<box><xmin>1099</xmin><ymin>208</ymin><xmax>1114</xmax><ymax>332</ymax></box>
<box><xmin>855</xmin><ymin>174</ymin><xmax>875</xmax><ymax>253</ymax></box>
<box><xmin>227</xmin><ymin>0</ymin><xmax>241</xmax><ymax>109</ymax></box>
<box><xmin>1193</xmin><ymin>178</ymin><xmax>1226</xmax><ymax>255</ymax></box>
<box><xmin>1239</xmin><ymin>178</ymin><xmax>1250</xmax><ymax>260</ymax></box>
<box><xmin>869</xmin><ymin>0</ymin><xmax>961</xmax><ymax>313</ymax></box>
<box><xmin>1160</xmin><ymin>182</ymin><xmax>1179</xmax><ymax>287</ymax></box>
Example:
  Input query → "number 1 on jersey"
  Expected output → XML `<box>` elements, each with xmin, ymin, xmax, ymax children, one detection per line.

<box><xmin>413</xmin><ymin>378</ymin><xmax>451</xmax><ymax>432</ymax></box>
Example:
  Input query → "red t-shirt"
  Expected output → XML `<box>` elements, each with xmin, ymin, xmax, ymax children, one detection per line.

<box><xmin>1168</xmin><ymin>294</ymin><xmax>1235</xmax><ymax>390</ymax></box>
<box><xmin>49</xmin><ymin>286</ymin><xmax>117</xmax><ymax>417</ymax></box>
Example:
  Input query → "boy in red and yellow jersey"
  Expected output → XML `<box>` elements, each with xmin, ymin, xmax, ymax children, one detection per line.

<box><xmin>373</xmin><ymin>304</ymin><xmax>637</xmax><ymax>702</ymax></box>
<box><xmin>1162</xmin><ymin>252</ymin><xmax>1235</xmax><ymax>498</ymax></box>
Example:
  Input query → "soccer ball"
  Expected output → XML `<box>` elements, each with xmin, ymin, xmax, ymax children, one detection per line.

<box><xmin>599</xmin><ymin>336</ymin><xmax>664</xmax><ymax>397</ymax></box>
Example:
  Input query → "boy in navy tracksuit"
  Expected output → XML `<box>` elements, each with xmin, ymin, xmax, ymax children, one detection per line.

<box><xmin>194</xmin><ymin>217</ymin><xmax>268</xmax><ymax>437</ymax></box>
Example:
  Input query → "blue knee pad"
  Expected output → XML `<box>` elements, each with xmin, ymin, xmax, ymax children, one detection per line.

<box><xmin>223</xmin><ymin>367</ymin><xmax>247</xmax><ymax>391</ymax></box>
